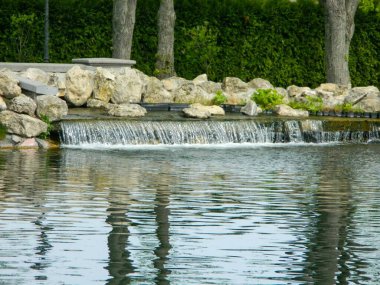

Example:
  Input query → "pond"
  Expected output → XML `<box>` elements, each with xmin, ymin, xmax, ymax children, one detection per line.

<box><xmin>1</xmin><ymin>144</ymin><xmax>380</xmax><ymax>284</ymax></box>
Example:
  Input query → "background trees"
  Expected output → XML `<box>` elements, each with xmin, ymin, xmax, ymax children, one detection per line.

<box><xmin>0</xmin><ymin>0</ymin><xmax>379</xmax><ymax>88</ymax></box>
<box><xmin>112</xmin><ymin>0</ymin><xmax>137</xmax><ymax>59</ymax></box>
<box><xmin>320</xmin><ymin>0</ymin><xmax>360</xmax><ymax>86</ymax></box>
<box><xmin>155</xmin><ymin>0</ymin><xmax>176</xmax><ymax>79</ymax></box>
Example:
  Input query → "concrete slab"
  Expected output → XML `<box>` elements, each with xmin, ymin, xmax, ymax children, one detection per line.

<box><xmin>72</xmin><ymin>57</ymin><xmax>136</xmax><ymax>68</ymax></box>
<box><xmin>0</xmin><ymin>62</ymin><xmax>79</xmax><ymax>73</ymax></box>
<box><xmin>15</xmin><ymin>76</ymin><xmax>58</xmax><ymax>96</ymax></box>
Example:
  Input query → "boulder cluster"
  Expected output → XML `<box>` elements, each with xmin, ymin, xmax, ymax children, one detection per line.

<box><xmin>1</xmin><ymin>64</ymin><xmax>380</xmax><ymax>148</ymax></box>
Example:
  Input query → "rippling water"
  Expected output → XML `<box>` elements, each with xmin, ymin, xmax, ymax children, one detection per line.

<box><xmin>1</xmin><ymin>144</ymin><xmax>380</xmax><ymax>284</ymax></box>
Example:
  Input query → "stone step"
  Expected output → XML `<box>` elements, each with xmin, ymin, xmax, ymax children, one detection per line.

<box><xmin>15</xmin><ymin>76</ymin><xmax>58</xmax><ymax>96</ymax></box>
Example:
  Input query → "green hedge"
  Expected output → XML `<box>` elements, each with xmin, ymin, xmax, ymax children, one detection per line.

<box><xmin>0</xmin><ymin>0</ymin><xmax>379</xmax><ymax>88</ymax></box>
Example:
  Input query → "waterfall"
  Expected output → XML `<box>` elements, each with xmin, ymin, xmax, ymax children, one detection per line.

<box><xmin>59</xmin><ymin>119</ymin><xmax>380</xmax><ymax>147</ymax></box>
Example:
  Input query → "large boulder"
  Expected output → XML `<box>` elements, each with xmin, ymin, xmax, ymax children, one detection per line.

<box><xmin>183</xmin><ymin>106</ymin><xmax>211</xmax><ymax>119</ymax></box>
<box><xmin>193</xmin><ymin>74</ymin><xmax>208</xmax><ymax>85</ymax></box>
<box><xmin>19</xmin><ymin>68</ymin><xmax>49</xmax><ymax>84</ymax></box>
<box><xmin>36</xmin><ymin>95</ymin><xmax>68</xmax><ymax>121</ymax></box>
<box><xmin>287</xmin><ymin>85</ymin><xmax>312</xmax><ymax>98</ymax></box>
<box><xmin>93</xmin><ymin>67</ymin><xmax>116</xmax><ymax>103</ymax></box>
<box><xmin>0</xmin><ymin>96</ymin><xmax>7</xmax><ymax>111</ymax></box>
<box><xmin>108</xmin><ymin>103</ymin><xmax>147</xmax><ymax>117</ymax></box>
<box><xmin>273</xmin><ymin>104</ymin><xmax>309</xmax><ymax>117</ymax></box>
<box><xmin>111</xmin><ymin>68</ymin><xmax>144</xmax><ymax>104</ymax></box>
<box><xmin>8</xmin><ymin>94</ymin><xmax>37</xmax><ymax>116</ymax></box>
<box><xmin>143</xmin><ymin>77</ymin><xmax>174</xmax><ymax>103</ymax></box>
<box><xmin>0</xmin><ymin>69</ymin><xmax>22</xmax><ymax>99</ymax></box>
<box><xmin>173</xmin><ymin>81</ymin><xmax>214</xmax><ymax>105</ymax></box>
<box><xmin>87</xmin><ymin>98</ymin><xmax>112</xmax><ymax>109</ymax></box>
<box><xmin>241</xmin><ymin>100</ymin><xmax>259</xmax><ymax>116</ymax></box>
<box><xmin>222</xmin><ymin>77</ymin><xmax>249</xmax><ymax>94</ymax></box>
<box><xmin>345</xmin><ymin>86</ymin><xmax>380</xmax><ymax>112</ymax></box>
<box><xmin>345</xmin><ymin>86</ymin><xmax>380</xmax><ymax>104</ymax></box>
<box><xmin>226</xmin><ymin>90</ymin><xmax>254</xmax><ymax>105</ymax></box>
<box><xmin>162</xmin><ymin>76</ymin><xmax>188</xmax><ymax>91</ymax></box>
<box><xmin>189</xmin><ymin>103</ymin><xmax>225</xmax><ymax>116</ymax></box>
<box><xmin>248</xmin><ymin>78</ymin><xmax>274</xmax><ymax>89</ymax></box>
<box><xmin>48</xmin><ymin>73</ymin><xmax>66</xmax><ymax>97</ymax></box>
<box><xmin>65</xmin><ymin>65</ymin><xmax>94</xmax><ymax>106</ymax></box>
<box><xmin>0</xmin><ymin>110</ymin><xmax>47</xmax><ymax>137</ymax></box>
<box><xmin>316</xmin><ymin>83</ymin><xmax>349</xmax><ymax>97</ymax></box>
<box><xmin>197</xmin><ymin>81</ymin><xmax>222</xmax><ymax>94</ymax></box>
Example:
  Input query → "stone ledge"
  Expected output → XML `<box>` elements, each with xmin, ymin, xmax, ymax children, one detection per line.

<box><xmin>72</xmin><ymin>57</ymin><xmax>136</xmax><ymax>68</ymax></box>
<box><xmin>15</xmin><ymin>76</ymin><xmax>58</xmax><ymax>96</ymax></box>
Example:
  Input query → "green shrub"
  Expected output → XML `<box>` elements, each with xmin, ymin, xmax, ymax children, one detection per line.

<box><xmin>211</xmin><ymin>90</ymin><xmax>227</xmax><ymax>105</ymax></box>
<box><xmin>0</xmin><ymin>123</ymin><xmax>6</xmax><ymax>140</ymax></box>
<box><xmin>251</xmin><ymin>89</ymin><xmax>283</xmax><ymax>110</ymax></box>
<box><xmin>288</xmin><ymin>96</ymin><xmax>323</xmax><ymax>113</ymax></box>
<box><xmin>38</xmin><ymin>114</ymin><xmax>53</xmax><ymax>139</ymax></box>
<box><xmin>334</xmin><ymin>103</ymin><xmax>364</xmax><ymax>113</ymax></box>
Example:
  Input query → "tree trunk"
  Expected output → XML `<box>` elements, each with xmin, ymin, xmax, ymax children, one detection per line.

<box><xmin>112</xmin><ymin>0</ymin><xmax>137</xmax><ymax>60</ymax></box>
<box><xmin>321</xmin><ymin>0</ymin><xmax>359</xmax><ymax>86</ymax></box>
<box><xmin>155</xmin><ymin>0</ymin><xmax>176</xmax><ymax>79</ymax></box>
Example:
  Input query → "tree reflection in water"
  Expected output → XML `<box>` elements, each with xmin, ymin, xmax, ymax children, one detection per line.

<box><xmin>303</xmin><ymin>148</ymin><xmax>370</xmax><ymax>284</ymax></box>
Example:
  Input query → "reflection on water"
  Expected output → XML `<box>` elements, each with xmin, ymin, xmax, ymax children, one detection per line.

<box><xmin>1</xmin><ymin>145</ymin><xmax>380</xmax><ymax>284</ymax></box>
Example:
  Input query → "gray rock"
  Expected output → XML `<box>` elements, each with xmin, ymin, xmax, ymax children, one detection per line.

<box><xmin>48</xmin><ymin>73</ymin><xmax>66</xmax><ymax>97</ymax></box>
<box><xmin>0</xmin><ymin>110</ymin><xmax>47</xmax><ymax>137</ymax></box>
<box><xmin>20</xmin><ymin>68</ymin><xmax>49</xmax><ymax>84</ymax></box>
<box><xmin>316</xmin><ymin>83</ymin><xmax>349</xmax><ymax>97</ymax></box>
<box><xmin>87</xmin><ymin>98</ymin><xmax>112</xmax><ymax>109</ymax></box>
<box><xmin>36</xmin><ymin>95</ymin><xmax>68</xmax><ymax>121</ymax></box>
<box><xmin>108</xmin><ymin>103</ymin><xmax>147</xmax><ymax>117</ymax></box>
<box><xmin>355</xmin><ymin>97</ymin><xmax>380</xmax><ymax>112</ymax></box>
<box><xmin>222</xmin><ymin>77</ymin><xmax>249</xmax><ymax>94</ymax></box>
<box><xmin>248</xmin><ymin>78</ymin><xmax>274</xmax><ymax>89</ymax></box>
<box><xmin>287</xmin><ymin>85</ymin><xmax>311</xmax><ymax>98</ymax></box>
<box><xmin>273</xmin><ymin>104</ymin><xmax>309</xmax><ymax>117</ymax></box>
<box><xmin>345</xmin><ymin>86</ymin><xmax>380</xmax><ymax>105</ymax></box>
<box><xmin>241</xmin><ymin>100</ymin><xmax>258</xmax><ymax>116</ymax></box>
<box><xmin>65</xmin><ymin>65</ymin><xmax>94</xmax><ymax>106</ymax></box>
<box><xmin>17</xmin><ymin>138</ymin><xmax>39</xmax><ymax>148</ymax></box>
<box><xmin>0</xmin><ymin>70</ymin><xmax>22</xmax><ymax>99</ymax></box>
<box><xmin>143</xmin><ymin>77</ymin><xmax>174</xmax><ymax>103</ymax></box>
<box><xmin>111</xmin><ymin>68</ymin><xmax>144</xmax><ymax>104</ymax></box>
<box><xmin>0</xmin><ymin>96</ymin><xmax>7</xmax><ymax>111</ymax></box>
<box><xmin>8</xmin><ymin>94</ymin><xmax>37</xmax><ymax>116</ymax></box>
<box><xmin>174</xmin><ymin>81</ymin><xmax>214</xmax><ymax>105</ymax></box>
<box><xmin>189</xmin><ymin>103</ymin><xmax>225</xmax><ymax>116</ymax></box>
<box><xmin>197</xmin><ymin>81</ymin><xmax>222</xmax><ymax>94</ymax></box>
<box><xmin>162</xmin><ymin>76</ymin><xmax>188</xmax><ymax>91</ymax></box>
<box><xmin>183</xmin><ymin>107</ymin><xmax>211</xmax><ymax>119</ymax></box>
<box><xmin>93</xmin><ymin>67</ymin><xmax>116</xmax><ymax>103</ymax></box>
<box><xmin>193</xmin><ymin>74</ymin><xmax>208</xmax><ymax>84</ymax></box>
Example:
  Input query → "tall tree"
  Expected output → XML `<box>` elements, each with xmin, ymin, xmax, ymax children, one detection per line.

<box><xmin>320</xmin><ymin>0</ymin><xmax>360</xmax><ymax>86</ymax></box>
<box><xmin>155</xmin><ymin>0</ymin><xmax>176</xmax><ymax>79</ymax></box>
<box><xmin>112</xmin><ymin>0</ymin><xmax>137</xmax><ymax>59</ymax></box>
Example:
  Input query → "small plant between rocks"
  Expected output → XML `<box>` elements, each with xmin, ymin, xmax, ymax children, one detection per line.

<box><xmin>211</xmin><ymin>90</ymin><xmax>227</xmax><ymax>106</ymax></box>
<box><xmin>38</xmin><ymin>114</ymin><xmax>53</xmax><ymax>140</ymax></box>
<box><xmin>251</xmin><ymin>89</ymin><xmax>283</xmax><ymax>110</ymax></box>
<box><xmin>288</xmin><ymin>96</ymin><xmax>323</xmax><ymax>113</ymax></box>
<box><xmin>0</xmin><ymin>123</ymin><xmax>6</xmax><ymax>140</ymax></box>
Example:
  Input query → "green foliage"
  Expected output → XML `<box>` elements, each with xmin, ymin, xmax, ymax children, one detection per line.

<box><xmin>0</xmin><ymin>0</ymin><xmax>379</xmax><ymax>88</ymax></box>
<box><xmin>334</xmin><ymin>103</ymin><xmax>364</xmax><ymax>113</ymax></box>
<box><xmin>288</xmin><ymin>96</ymin><xmax>323</xmax><ymax>113</ymax></box>
<box><xmin>251</xmin><ymin>89</ymin><xmax>283</xmax><ymax>110</ymax></box>
<box><xmin>211</xmin><ymin>90</ymin><xmax>227</xmax><ymax>106</ymax></box>
<box><xmin>38</xmin><ymin>114</ymin><xmax>53</xmax><ymax>139</ymax></box>
<box><xmin>0</xmin><ymin>123</ymin><xmax>6</xmax><ymax>140</ymax></box>
<box><xmin>176</xmin><ymin>22</ymin><xmax>221</xmax><ymax>81</ymax></box>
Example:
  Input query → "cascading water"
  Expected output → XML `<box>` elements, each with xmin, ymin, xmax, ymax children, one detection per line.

<box><xmin>59</xmin><ymin>119</ymin><xmax>380</xmax><ymax>147</ymax></box>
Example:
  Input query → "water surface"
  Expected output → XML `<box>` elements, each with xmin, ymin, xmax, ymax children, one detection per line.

<box><xmin>1</xmin><ymin>144</ymin><xmax>380</xmax><ymax>284</ymax></box>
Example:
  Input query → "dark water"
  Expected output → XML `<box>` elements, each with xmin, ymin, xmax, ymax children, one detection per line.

<box><xmin>1</xmin><ymin>144</ymin><xmax>380</xmax><ymax>284</ymax></box>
